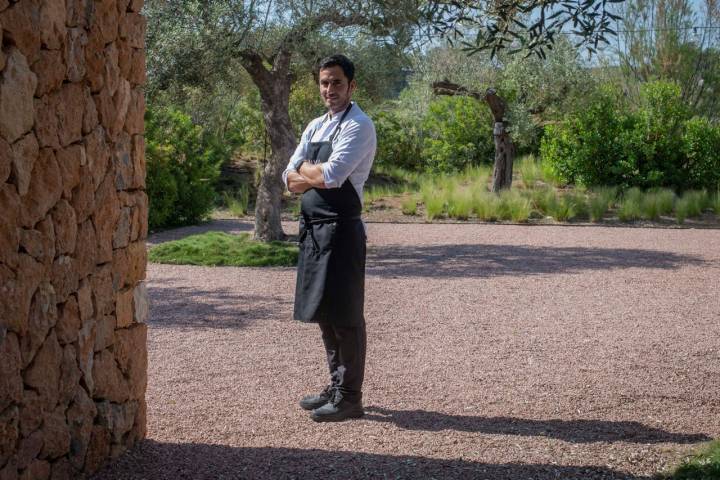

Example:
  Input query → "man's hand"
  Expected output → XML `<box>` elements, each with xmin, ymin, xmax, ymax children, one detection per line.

<box><xmin>298</xmin><ymin>162</ymin><xmax>327</xmax><ymax>189</ymax></box>
<box><xmin>287</xmin><ymin>171</ymin><xmax>312</xmax><ymax>193</ymax></box>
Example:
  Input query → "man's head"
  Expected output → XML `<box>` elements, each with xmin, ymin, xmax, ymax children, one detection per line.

<box><xmin>318</xmin><ymin>54</ymin><xmax>357</xmax><ymax>114</ymax></box>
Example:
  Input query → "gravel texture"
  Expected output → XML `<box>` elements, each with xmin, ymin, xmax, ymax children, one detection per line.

<box><xmin>92</xmin><ymin>220</ymin><xmax>720</xmax><ymax>480</ymax></box>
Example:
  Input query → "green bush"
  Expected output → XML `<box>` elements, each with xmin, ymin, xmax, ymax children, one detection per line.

<box><xmin>540</xmin><ymin>80</ymin><xmax>719</xmax><ymax>191</ymax></box>
<box><xmin>617</xmin><ymin>188</ymin><xmax>644</xmax><ymax>221</ymax></box>
<box><xmin>421</xmin><ymin>96</ymin><xmax>494</xmax><ymax>172</ymax></box>
<box><xmin>588</xmin><ymin>187</ymin><xmax>617</xmax><ymax>222</ymax></box>
<box><xmin>373</xmin><ymin>110</ymin><xmax>424</xmax><ymax>170</ymax></box>
<box><xmin>146</xmin><ymin>106</ymin><xmax>229</xmax><ymax>229</ymax></box>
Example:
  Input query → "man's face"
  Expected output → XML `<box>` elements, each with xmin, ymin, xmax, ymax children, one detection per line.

<box><xmin>319</xmin><ymin>66</ymin><xmax>356</xmax><ymax>113</ymax></box>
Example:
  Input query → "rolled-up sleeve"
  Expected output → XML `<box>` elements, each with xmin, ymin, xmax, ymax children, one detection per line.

<box><xmin>322</xmin><ymin>120</ymin><xmax>376</xmax><ymax>189</ymax></box>
<box><xmin>282</xmin><ymin>123</ymin><xmax>315</xmax><ymax>190</ymax></box>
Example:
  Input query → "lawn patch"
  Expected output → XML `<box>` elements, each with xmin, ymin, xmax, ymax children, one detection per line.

<box><xmin>663</xmin><ymin>439</ymin><xmax>720</xmax><ymax>479</ymax></box>
<box><xmin>149</xmin><ymin>232</ymin><xmax>298</xmax><ymax>267</ymax></box>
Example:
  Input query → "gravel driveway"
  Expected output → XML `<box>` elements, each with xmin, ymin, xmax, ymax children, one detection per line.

<box><xmin>93</xmin><ymin>220</ymin><xmax>720</xmax><ymax>480</ymax></box>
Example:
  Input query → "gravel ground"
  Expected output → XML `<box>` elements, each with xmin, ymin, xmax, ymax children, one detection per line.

<box><xmin>93</xmin><ymin>220</ymin><xmax>720</xmax><ymax>480</ymax></box>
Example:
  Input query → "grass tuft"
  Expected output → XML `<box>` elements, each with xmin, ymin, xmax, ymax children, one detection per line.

<box><xmin>401</xmin><ymin>195</ymin><xmax>418</xmax><ymax>216</ymax></box>
<box><xmin>148</xmin><ymin>232</ymin><xmax>298</xmax><ymax>267</ymax></box>
<box><xmin>588</xmin><ymin>186</ymin><xmax>617</xmax><ymax>222</ymax></box>
<box><xmin>498</xmin><ymin>189</ymin><xmax>531</xmax><ymax>222</ymax></box>
<box><xmin>662</xmin><ymin>439</ymin><xmax>720</xmax><ymax>480</ymax></box>
<box><xmin>517</xmin><ymin>155</ymin><xmax>542</xmax><ymax>188</ymax></box>
<box><xmin>641</xmin><ymin>188</ymin><xmax>676</xmax><ymax>220</ymax></box>
<box><xmin>617</xmin><ymin>188</ymin><xmax>644</xmax><ymax>222</ymax></box>
<box><xmin>472</xmin><ymin>191</ymin><xmax>500</xmax><ymax>221</ymax></box>
<box><xmin>447</xmin><ymin>188</ymin><xmax>474</xmax><ymax>220</ymax></box>
<box><xmin>675</xmin><ymin>190</ymin><xmax>709</xmax><ymax>224</ymax></box>
<box><xmin>223</xmin><ymin>185</ymin><xmax>251</xmax><ymax>217</ymax></box>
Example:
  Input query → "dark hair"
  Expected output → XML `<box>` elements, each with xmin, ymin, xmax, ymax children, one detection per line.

<box><xmin>318</xmin><ymin>54</ymin><xmax>355</xmax><ymax>82</ymax></box>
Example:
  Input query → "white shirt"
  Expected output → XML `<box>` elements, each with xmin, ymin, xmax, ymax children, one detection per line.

<box><xmin>282</xmin><ymin>102</ymin><xmax>376</xmax><ymax>202</ymax></box>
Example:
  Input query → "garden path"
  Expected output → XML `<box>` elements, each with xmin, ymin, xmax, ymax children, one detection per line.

<box><xmin>93</xmin><ymin>220</ymin><xmax>720</xmax><ymax>479</ymax></box>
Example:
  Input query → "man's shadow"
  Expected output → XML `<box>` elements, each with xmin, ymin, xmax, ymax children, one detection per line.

<box><xmin>364</xmin><ymin>406</ymin><xmax>710</xmax><ymax>444</ymax></box>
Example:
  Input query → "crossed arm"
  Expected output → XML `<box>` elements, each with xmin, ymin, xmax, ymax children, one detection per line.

<box><xmin>286</xmin><ymin>162</ymin><xmax>327</xmax><ymax>193</ymax></box>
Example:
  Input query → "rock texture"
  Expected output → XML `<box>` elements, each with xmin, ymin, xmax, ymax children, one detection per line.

<box><xmin>0</xmin><ymin>0</ymin><xmax>147</xmax><ymax>477</ymax></box>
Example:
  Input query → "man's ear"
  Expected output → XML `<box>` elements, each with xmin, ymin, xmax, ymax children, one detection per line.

<box><xmin>349</xmin><ymin>79</ymin><xmax>357</xmax><ymax>94</ymax></box>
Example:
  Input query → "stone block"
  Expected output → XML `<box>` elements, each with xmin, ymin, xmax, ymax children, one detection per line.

<box><xmin>95</xmin><ymin>0</ymin><xmax>119</xmax><ymax>44</ymax></box>
<box><xmin>56</xmin><ymin>296</ymin><xmax>80</xmax><ymax>345</ymax></box>
<box><xmin>113</xmin><ymin>207</ymin><xmax>131</xmax><ymax>249</ymax></box>
<box><xmin>130</xmin><ymin>135</ymin><xmax>145</xmax><ymax>190</ymax></box>
<box><xmin>66</xmin><ymin>387</ymin><xmax>95</xmax><ymax>471</ymax></box>
<box><xmin>40</xmin><ymin>406</ymin><xmax>70</xmax><ymax>460</ymax></box>
<box><xmin>91</xmin><ymin>265</ymin><xmax>113</xmax><ymax>316</ymax></box>
<box><xmin>132</xmin><ymin>281</ymin><xmax>148</xmax><ymax>324</ymax></box>
<box><xmin>50</xmin><ymin>255</ymin><xmax>79</xmax><ymax>304</ymax></box>
<box><xmin>129</xmin><ymin>49</ymin><xmax>146</xmax><ymax>86</ymax></box>
<box><xmin>95</xmin><ymin>401</ymin><xmax>137</xmax><ymax>444</ymax></box>
<box><xmin>83</xmin><ymin>425</ymin><xmax>110</xmax><ymax>473</ymax></box>
<box><xmin>92</xmin><ymin>349</ymin><xmax>129</xmax><ymax>402</ymax></box>
<box><xmin>128</xmin><ymin>0</ymin><xmax>143</xmax><ymax>13</ymax></box>
<box><xmin>35</xmin><ymin>216</ymin><xmax>57</xmax><ymax>268</ymax></box>
<box><xmin>0</xmin><ymin>333</ymin><xmax>22</xmax><ymax>412</ymax></box>
<box><xmin>50</xmin><ymin>457</ymin><xmax>77</xmax><ymax>480</ymax></box>
<box><xmin>23</xmin><ymin>330</ymin><xmax>62</xmax><ymax>411</ymax></box>
<box><xmin>103</xmin><ymin>42</ymin><xmax>120</xmax><ymax>98</ymax></box>
<box><xmin>77</xmin><ymin>279</ymin><xmax>94</xmax><ymax>323</ymax></box>
<box><xmin>40</xmin><ymin>0</ymin><xmax>66</xmax><ymax>50</ymax></box>
<box><xmin>92</xmin><ymin>174</ymin><xmax>120</xmax><ymax>264</ymax></box>
<box><xmin>66</xmin><ymin>0</ymin><xmax>94</xmax><ymax>28</ymax></box>
<box><xmin>124</xmin><ymin>88</ymin><xmax>144</xmax><ymax>136</ymax></box>
<box><xmin>0</xmin><ymin>457</ymin><xmax>18</xmax><ymax>480</ymax></box>
<box><xmin>19</xmin><ymin>282</ymin><xmax>58</xmax><ymax>368</ymax></box>
<box><xmin>51</xmin><ymin>200</ymin><xmax>78</xmax><ymax>256</ymax></box>
<box><xmin>70</xmin><ymin>166</ymin><xmax>96</xmax><ymax>223</ymax></box>
<box><xmin>18</xmin><ymin>389</ymin><xmax>43</xmax><ymax>438</ymax></box>
<box><xmin>74</xmin><ymin>220</ymin><xmax>97</xmax><ymax>280</ymax></box>
<box><xmin>0</xmin><ymin>48</ymin><xmax>36</xmax><ymax>142</ymax></box>
<box><xmin>32</xmin><ymin>49</ymin><xmax>65</xmax><ymax>97</ymax></box>
<box><xmin>0</xmin><ymin>3</ymin><xmax>41</xmax><ymax>66</ymax></box>
<box><xmin>0</xmin><ymin>406</ymin><xmax>19</xmax><ymax>469</ymax></box>
<box><xmin>76</xmin><ymin>320</ymin><xmax>95</xmax><ymax>395</ymax></box>
<box><xmin>116</xmin><ymin>40</ymin><xmax>131</xmax><ymax>79</ymax></box>
<box><xmin>19</xmin><ymin>459</ymin><xmax>50</xmax><ymax>480</ymax></box>
<box><xmin>85</xmin><ymin>127</ymin><xmax>110</xmax><ymax>191</ymax></box>
<box><xmin>119</xmin><ymin>13</ymin><xmax>144</xmax><ymax>49</ymax></box>
<box><xmin>84</xmin><ymin>25</ymin><xmax>105</xmax><ymax>93</ymax></box>
<box><xmin>11</xmin><ymin>132</ymin><xmax>39</xmax><ymax>197</ymax></box>
<box><xmin>92</xmin><ymin>89</ymin><xmax>115</xmax><ymax>141</ymax></box>
<box><xmin>0</xmin><ymin>137</ymin><xmax>10</xmax><ymax>184</ymax></box>
<box><xmin>59</xmin><ymin>345</ymin><xmax>81</xmax><ymax>406</ymax></box>
<box><xmin>115</xmin><ymin>288</ymin><xmax>133</xmax><ymax>328</ymax></box>
<box><xmin>111</xmin><ymin>79</ymin><xmax>131</xmax><ymax>139</ymax></box>
<box><xmin>55</xmin><ymin>145</ymin><xmax>83</xmax><ymax>201</ymax></box>
<box><xmin>0</xmin><ymin>185</ymin><xmax>20</xmax><ymax>268</ymax></box>
<box><xmin>113</xmin><ymin>324</ymin><xmax>146</xmax><ymax>399</ymax></box>
<box><xmin>56</xmin><ymin>83</ymin><xmax>85</xmax><ymax>147</ymax></box>
<box><xmin>16</xmin><ymin>428</ymin><xmax>42</xmax><ymax>471</ymax></box>
<box><xmin>83</xmin><ymin>86</ymin><xmax>99</xmax><ymax>135</ymax></box>
<box><xmin>113</xmin><ymin>132</ymin><xmax>132</xmax><ymax>191</ymax></box>
<box><xmin>0</xmin><ymin>255</ymin><xmax>44</xmax><ymax>335</ymax></box>
<box><xmin>20</xmin><ymin>148</ymin><xmax>62</xmax><ymax>228</ymax></box>
<box><xmin>111</xmin><ymin>242</ymin><xmax>146</xmax><ymax>291</ymax></box>
<box><xmin>65</xmin><ymin>28</ymin><xmax>87</xmax><ymax>83</ymax></box>
<box><xmin>93</xmin><ymin>315</ymin><xmax>115</xmax><ymax>352</ymax></box>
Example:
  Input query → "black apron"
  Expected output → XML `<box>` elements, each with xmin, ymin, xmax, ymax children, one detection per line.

<box><xmin>293</xmin><ymin>105</ymin><xmax>366</xmax><ymax>327</ymax></box>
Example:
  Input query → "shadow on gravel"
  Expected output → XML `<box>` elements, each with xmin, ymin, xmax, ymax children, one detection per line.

<box><xmin>367</xmin><ymin>244</ymin><xmax>706</xmax><ymax>278</ymax></box>
<box><xmin>364</xmin><ymin>407</ymin><xmax>710</xmax><ymax>445</ymax></box>
<box><xmin>148</xmin><ymin>282</ymin><xmax>291</xmax><ymax>330</ymax></box>
<box><xmin>90</xmin><ymin>440</ymin><xmax>653</xmax><ymax>480</ymax></box>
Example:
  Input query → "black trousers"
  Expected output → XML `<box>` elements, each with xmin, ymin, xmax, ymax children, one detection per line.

<box><xmin>318</xmin><ymin>318</ymin><xmax>366</xmax><ymax>403</ymax></box>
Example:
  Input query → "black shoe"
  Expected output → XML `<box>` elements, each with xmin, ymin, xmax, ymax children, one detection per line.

<box><xmin>310</xmin><ymin>392</ymin><xmax>364</xmax><ymax>422</ymax></box>
<box><xmin>299</xmin><ymin>385</ymin><xmax>333</xmax><ymax>411</ymax></box>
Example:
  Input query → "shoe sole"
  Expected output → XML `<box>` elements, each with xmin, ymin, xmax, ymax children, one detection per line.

<box><xmin>299</xmin><ymin>400</ymin><xmax>328</xmax><ymax>411</ymax></box>
<box><xmin>310</xmin><ymin>409</ymin><xmax>364</xmax><ymax>423</ymax></box>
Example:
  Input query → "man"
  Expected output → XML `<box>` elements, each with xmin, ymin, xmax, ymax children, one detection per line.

<box><xmin>282</xmin><ymin>54</ymin><xmax>376</xmax><ymax>422</ymax></box>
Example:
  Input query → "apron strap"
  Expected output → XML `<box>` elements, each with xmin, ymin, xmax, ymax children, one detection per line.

<box><xmin>309</xmin><ymin>103</ymin><xmax>353</xmax><ymax>143</ymax></box>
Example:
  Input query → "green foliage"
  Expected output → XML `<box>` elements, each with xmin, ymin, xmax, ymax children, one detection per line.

<box><xmin>518</xmin><ymin>155</ymin><xmax>543</xmax><ymax>188</ymax></box>
<box><xmin>540</xmin><ymin>81</ymin><xmax>719</xmax><ymax>191</ymax></box>
<box><xmin>663</xmin><ymin>439</ymin><xmax>720</xmax><ymax>480</ymax></box>
<box><xmin>545</xmin><ymin>194</ymin><xmax>578</xmax><ymax>222</ymax></box>
<box><xmin>146</xmin><ymin>106</ymin><xmax>228</xmax><ymax>230</ymax></box>
<box><xmin>447</xmin><ymin>188</ymin><xmax>474</xmax><ymax>220</ymax></box>
<box><xmin>421</xmin><ymin>96</ymin><xmax>494</xmax><ymax>172</ymax></box>
<box><xmin>373</xmin><ymin>110</ymin><xmax>424</xmax><ymax>170</ymax></box>
<box><xmin>640</xmin><ymin>189</ymin><xmax>675</xmax><ymax>220</ymax></box>
<box><xmin>148</xmin><ymin>232</ymin><xmax>298</xmax><ymax>267</ymax></box>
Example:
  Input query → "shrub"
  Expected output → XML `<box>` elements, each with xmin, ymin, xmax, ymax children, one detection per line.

<box><xmin>675</xmin><ymin>190</ymin><xmax>709</xmax><ymax>224</ymax></box>
<box><xmin>473</xmin><ymin>191</ymin><xmax>500</xmax><ymax>221</ymax></box>
<box><xmin>401</xmin><ymin>196</ymin><xmax>418</xmax><ymax>216</ymax></box>
<box><xmin>447</xmin><ymin>188</ymin><xmax>474</xmax><ymax>220</ymax></box>
<box><xmin>683</xmin><ymin>117</ymin><xmax>720</xmax><ymax>190</ymax></box>
<box><xmin>222</xmin><ymin>185</ymin><xmax>250</xmax><ymax>217</ymax></box>
<box><xmin>424</xmin><ymin>195</ymin><xmax>445</xmax><ymax>220</ymax></box>
<box><xmin>517</xmin><ymin>155</ymin><xmax>543</xmax><ymax>188</ymax></box>
<box><xmin>640</xmin><ymin>189</ymin><xmax>675</xmax><ymax>220</ymax></box>
<box><xmin>422</xmin><ymin>96</ymin><xmax>494</xmax><ymax>172</ymax></box>
<box><xmin>146</xmin><ymin>106</ymin><xmax>228</xmax><ymax>229</ymax></box>
<box><xmin>546</xmin><ymin>194</ymin><xmax>578</xmax><ymax>221</ymax></box>
<box><xmin>373</xmin><ymin>110</ymin><xmax>424</xmax><ymax>170</ymax></box>
<box><xmin>498</xmin><ymin>190</ymin><xmax>531</xmax><ymax>222</ymax></box>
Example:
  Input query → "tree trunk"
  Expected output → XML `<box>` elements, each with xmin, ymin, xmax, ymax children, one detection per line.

<box><xmin>431</xmin><ymin>81</ymin><xmax>515</xmax><ymax>192</ymax></box>
<box><xmin>239</xmin><ymin>50</ymin><xmax>297</xmax><ymax>241</ymax></box>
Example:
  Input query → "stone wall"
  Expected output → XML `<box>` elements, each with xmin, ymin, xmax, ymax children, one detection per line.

<box><xmin>0</xmin><ymin>0</ymin><xmax>148</xmax><ymax>478</ymax></box>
